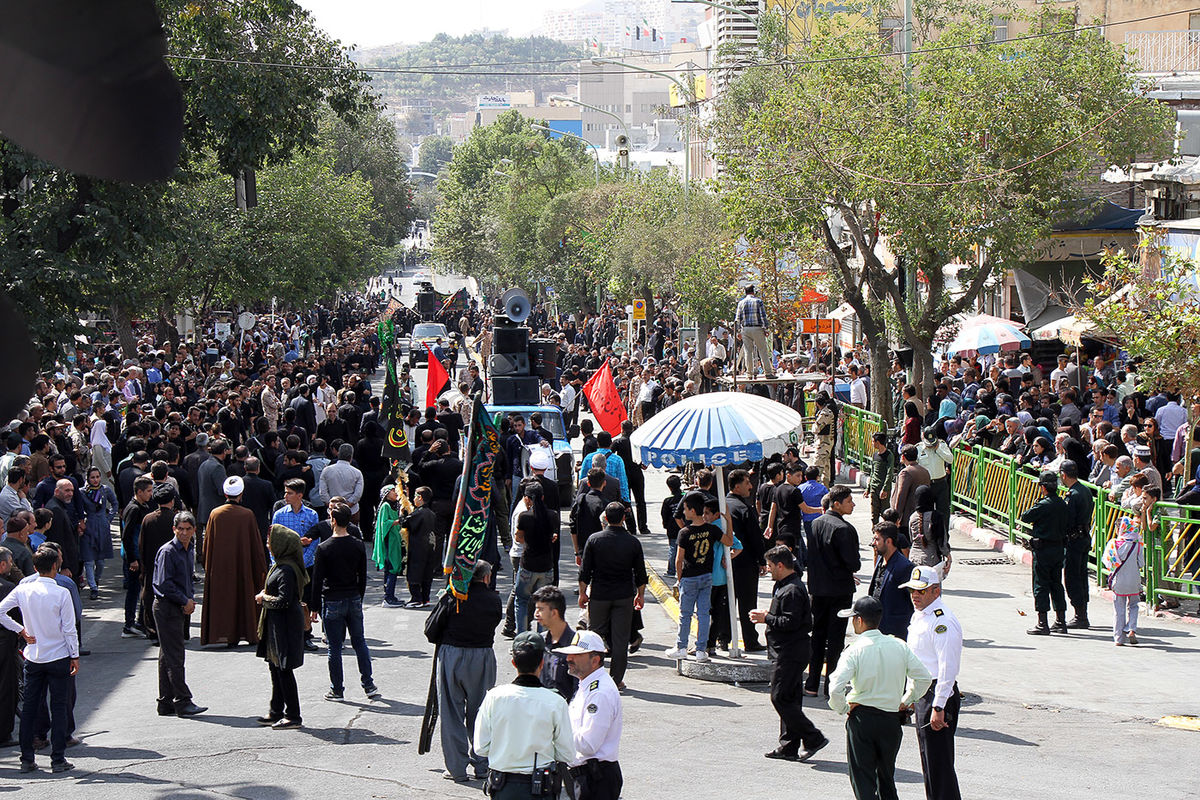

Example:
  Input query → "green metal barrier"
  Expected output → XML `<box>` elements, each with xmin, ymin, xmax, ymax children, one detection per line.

<box><xmin>838</xmin><ymin>403</ymin><xmax>884</xmax><ymax>470</ymax></box>
<box><xmin>944</xmin><ymin>444</ymin><xmax>1196</xmax><ymax>606</ymax></box>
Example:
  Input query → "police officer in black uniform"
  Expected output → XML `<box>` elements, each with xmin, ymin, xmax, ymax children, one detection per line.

<box><xmin>1059</xmin><ymin>460</ymin><xmax>1094</xmax><ymax>629</ymax></box>
<box><xmin>1021</xmin><ymin>472</ymin><xmax>1069</xmax><ymax>635</ymax></box>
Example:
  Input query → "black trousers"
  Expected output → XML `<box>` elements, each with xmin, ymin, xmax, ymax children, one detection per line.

<box><xmin>0</xmin><ymin>631</ymin><xmax>17</xmax><ymax>740</ymax></box>
<box><xmin>628</xmin><ymin>473</ymin><xmax>648</xmax><ymax>533</ymax></box>
<box><xmin>916</xmin><ymin>683</ymin><xmax>962</xmax><ymax>800</ymax></box>
<box><xmin>732</xmin><ymin>565</ymin><xmax>764</xmax><ymax>648</ymax></box>
<box><xmin>930</xmin><ymin>477</ymin><xmax>951</xmax><ymax>524</ymax></box>
<box><xmin>153</xmin><ymin>598</ymin><xmax>193</xmax><ymax>708</ymax></box>
<box><xmin>588</xmin><ymin>596</ymin><xmax>633</xmax><ymax>684</ymax></box>
<box><xmin>770</xmin><ymin>655</ymin><xmax>823</xmax><ymax>752</ymax></box>
<box><xmin>572</xmin><ymin>759</ymin><xmax>622</xmax><ymax>800</ymax></box>
<box><xmin>846</xmin><ymin>705</ymin><xmax>903</xmax><ymax>800</ymax></box>
<box><xmin>1064</xmin><ymin>537</ymin><xmax>1091</xmax><ymax>610</ymax></box>
<box><xmin>707</xmin><ymin>584</ymin><xmax>731</xmax><ymax>649</ymax></box>
<box><xmin>808</xmin><ymin>594</ymin><xmax>853</xmax><ymax>692</ymax></box>
<box><xmin>269</xmin><ymin>664</ymin><xmax>301</xmax><ymax>721</ymax></box>
<box><xmin>1031</xmin><ymin>550</ymin><xmax>1066</xmax><ymax>614</ymax></box>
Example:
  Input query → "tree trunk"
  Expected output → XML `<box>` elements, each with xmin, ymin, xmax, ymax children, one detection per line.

<box><xmin>912</xmin><ymin>342</ymin><xmax>935</xmax><ymax>404</ymax></box>
<box><xmin>111</xmin><ymin>303</ymin><xmax>137</xmax><ymax>359</ymax></box>
<box><xmin>870</xmin><ymin>346</ymin><xmax>894</xmax><ymax>425</ymax></box>
<box><xmin>640</xmin><ymin>283</ymin><xmax>656</xmax><ymax>322</ymax></box>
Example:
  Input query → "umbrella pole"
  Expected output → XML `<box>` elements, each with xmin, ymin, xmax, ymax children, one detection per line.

<box><xmin>716</xmin><ymin>466</ymin><xmax>742</xmax><ymax>659</ymax></box>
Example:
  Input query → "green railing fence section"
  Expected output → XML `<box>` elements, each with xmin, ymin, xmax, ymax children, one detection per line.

<box><xmin>836</xmin><ymin>405</ymin><xmax>1199</xmax><ymax>606</ymax></box>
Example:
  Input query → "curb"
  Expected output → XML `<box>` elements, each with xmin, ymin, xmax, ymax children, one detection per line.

<box><xmin>949</xmin><ymin>515</ymin><xmax>1034</xmax><ymax>567</ymax></box>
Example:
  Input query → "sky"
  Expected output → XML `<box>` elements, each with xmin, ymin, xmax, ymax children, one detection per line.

<box><xmin>298</xmin><ymin>0</ymin><xmax>576</xmax><ymax>48</ymax></box>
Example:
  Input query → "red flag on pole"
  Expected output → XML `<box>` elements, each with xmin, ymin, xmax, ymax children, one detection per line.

<box><xmin>582</xmin><ymin>358</ymin><xmax>627</xmax><ymax>436</ymax></box>
<box><xmin>423</xmin><ymin>343</ymin><xmax>451</xmax><ymax>408</ymax></box>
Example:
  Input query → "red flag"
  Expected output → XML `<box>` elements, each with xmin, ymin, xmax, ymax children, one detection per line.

<box><xmin>582</xmin><ymin>358</ymin><xmax>628</xmax><ymax>436</ymax></box>
<box><xmin>423</xmin><ymin>343</ymin><xmax>451</xmax><ymax>408</ymax></box>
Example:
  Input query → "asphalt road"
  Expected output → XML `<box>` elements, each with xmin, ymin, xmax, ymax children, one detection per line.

<box><xmin>11</xmin><ymin>400</ymin><xmax>1197</xmax><ymax>797</ymax></box>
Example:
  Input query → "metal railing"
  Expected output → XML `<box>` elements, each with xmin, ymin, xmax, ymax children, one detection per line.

<box><xmin>1125</xmin><ymin>30</ymin><xmax>1200</xmax><ymax>74</ymax></box>
<box><xmin>836</xmin><ymin>406</ymin><xmax>1198</xmax><ymax>605</ymax></box>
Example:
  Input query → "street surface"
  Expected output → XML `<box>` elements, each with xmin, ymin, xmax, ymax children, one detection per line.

<box><xmin>6</xmin><ymin>428</ymin><xmax>1197</xmax><ymax>797</ymax></box>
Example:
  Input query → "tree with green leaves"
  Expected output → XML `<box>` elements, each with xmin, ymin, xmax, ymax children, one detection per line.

<box><xmin>417</xmin><ymin>135</ymin><xmax>455</xmax><ymax>177</ymax></box>
<box><xmin>1079</xmin><ymin>243</ymin><xmax>1200</xmax><ymax>399</ymax></box>
<box><xmin>712</xmin><ymin>2</ymin><xmax>1174</xmax><ymax>420</ymax></box>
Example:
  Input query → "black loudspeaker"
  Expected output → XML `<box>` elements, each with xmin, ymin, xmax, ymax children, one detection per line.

<box><xmin>528</xmin><ymin>339</ymin><xmax>558</xmax><ymax>380</ymax></box>
<box><xmin>489</xmin><ymin>353</ymin><xmax>530</xmax><ymax>376</ymax></box>
<box><xmin>492</xmin><ymin>325</ymin><xmax>529</xmax><ymax>355</ymax></box>
<box><xmin>891</xmin><ymin>347</ymin><xmax>914</xmax><ymax>368</ymax></box>
<box><xmin>492</xmin><ymin>376</ymin><xmax>541</xmax><ymax>405</ymax></box>
<box><xmin>417</xmin><ymin>292</ymin><xmax>437</xmax><ymax>316</ymax></box>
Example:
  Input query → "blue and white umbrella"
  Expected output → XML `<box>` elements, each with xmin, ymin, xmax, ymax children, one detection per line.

<box><xmin>630</xmin><ymin>392</ymin><xmax>804</xmax><ymax>660</ymax></box>
<box><xmin>946</xmin><ymin>321</ymin><xmax>1031</xmax><ymax>356</ymax></box>
<box><xmin>629</xmin><ymin>391</ymin><xmax>805</xmax><ymax>468</ymax></box>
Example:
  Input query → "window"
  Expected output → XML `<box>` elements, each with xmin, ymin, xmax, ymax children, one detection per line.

<box><xmin>626</xmin><ymin>104</ymin><xmax>631</xmax><ymax>112</ymax></box>
<box><xmin>879</xmin><ymin>17</ymin><xmax>903</xmax><ymax>54</ymax></box>
<box><xmin>992</xmin><ymin>14</ymin><xmax>1008</xmax><ymax>43</ymax></box>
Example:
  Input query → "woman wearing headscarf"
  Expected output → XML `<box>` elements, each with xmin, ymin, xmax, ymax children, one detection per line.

<box><xmin>908</xmin><ymin>484</ymin><xmax>952</xmax><ymax>579</ymax></box>
<box><xmin>255</xmin><ymin>525</ymin><xmax>308</xmax><ymax>729</ymax></box>
<box><xmin>79</xmin><ymin>466</ymin><xmax>118</xmax><ymax>600</ymax></box>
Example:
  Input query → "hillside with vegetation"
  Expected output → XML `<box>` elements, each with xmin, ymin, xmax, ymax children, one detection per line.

<box><xmin>357</xmin><ymin>33</ymin><xmax>584</xmax><ymax>111</ymax></box>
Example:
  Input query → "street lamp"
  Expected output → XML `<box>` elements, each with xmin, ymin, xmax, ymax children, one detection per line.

<box><xmin>530</xmin><ymin>122</ymin><xmax>601</xmax><ymax>184</ymax></box>
<box><xmin>548</xmin><ymin>94</ymin><xmax>631</xmax><ymax>159</ymax></box>
<box><xmin>591</xmin><ymin>57</ymin><xmax>691</xmax><ymax>197</ymax></box>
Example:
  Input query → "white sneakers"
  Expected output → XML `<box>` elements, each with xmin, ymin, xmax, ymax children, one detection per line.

<box><xmin>695</xmin><ymin>651</ymin><xmax>711</xmax><ymax>663</ymax></box>
<box><xmin>664</xmin><ymin>647</ymin><xmax>687</xmax><ymax>660</ymax></box>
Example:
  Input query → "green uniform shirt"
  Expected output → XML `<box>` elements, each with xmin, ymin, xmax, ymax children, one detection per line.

<box><xmin>828</xmin><ymin>628</ymin><xmax>932</xmax><ymax>715</ymax></box>
<box><xmin>1021</xmin><ymin>494</ymin><xmax>1068</xmax><ymax>545</ymax></box>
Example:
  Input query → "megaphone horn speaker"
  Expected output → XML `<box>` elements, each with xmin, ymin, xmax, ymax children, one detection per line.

<box><xmin>500</xmin><ymin>288</ymin><xmax>531</xmax><ymax>324</ymax></box>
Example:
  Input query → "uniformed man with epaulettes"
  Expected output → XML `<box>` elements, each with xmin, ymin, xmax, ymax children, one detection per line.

<box><xmin>1059</xmin><ymin>460</ymin><xmax>1094</xmax><ymax>630</ymax></box>
<box><xmin>1021</xmin><ymin>472</ymin><xmax>1069</xmax><ymax>635</ymax></box>
<box><xmin>554</xmin><ymin>630</ymin><xmax>623</xmax><ymax>800</ymax></box>
<box><xmin>902</xmin><ymin>565</ymin><xmax>964</xmax><ymax>800</ymax></box>
<box><xmin>812</xmin><ymin>394</ymin><xmax>837</xmax><ymax>486</ymax></box>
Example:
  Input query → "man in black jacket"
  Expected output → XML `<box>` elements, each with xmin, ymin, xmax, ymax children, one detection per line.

<box><xmin>569</xmin><ymin>470</ymin><xmax>608</xmax><ymax>567</ymax></box>
<box><xmin>750</xmin><ymin>545</ymin><xmax>828</xmax><ymax>762</ymax></box>
<box><xmin>612</xmin><ymin>420</ymin><xmax>650</xmax><ymax>536</ymax></box>
<box><xmin>578</xmin><ymin>502</ymin><xmax>648</xmax><ymax>690</ymax></box>
<box><xmin>805</xmin><ymin>485</ymin><xmax>862</xmax><ymax>697</ymax></box>
<box><xmin>726</xmin><ymin>469</ymin><xmax>766</xmax><ymax>651</ymax></box>
<box><xmin>436</xmin><ymin>560</ymin><xmax>503</xmax><ymax>782</ymax></box>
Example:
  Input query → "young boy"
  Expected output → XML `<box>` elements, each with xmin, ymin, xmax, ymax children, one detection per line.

<box><xmin>705</xmin><ymin>496</ymin><xmax>742</xmax><ymax>655</ymax></box>
<box><xmin>661</xmin><ymin>474</ymin><xmax>684</xmax><ymax>578</ymax></box>
<box><xmin>666</xmin><ymin>492</ymin><xmax>733</xmax><ymax>663</ymax></box>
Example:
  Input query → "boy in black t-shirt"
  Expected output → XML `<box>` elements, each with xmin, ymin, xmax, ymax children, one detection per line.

<box><xmin>665</xmin><ymin>492</ymin><xmax>733</xmax><ymax>663</ymax></box>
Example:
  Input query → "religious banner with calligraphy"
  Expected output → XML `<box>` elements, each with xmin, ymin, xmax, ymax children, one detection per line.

<box><xmin>582</xmin><ymin>358</ymin><xmax>628</xmax><ymax>436</ymax></box>
<box><xmin>443</xmin><ymin>397</ymin><xmax>501</xmax><ymax>599</ymax></box>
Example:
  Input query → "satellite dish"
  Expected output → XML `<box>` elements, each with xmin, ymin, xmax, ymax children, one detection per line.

<box><xmin>237</xmin><ymin>312</ymin><xmax>257</xmax><ymax>331</ymax></box>
<box><xmin>500</xmin><ymin>288</ymin><xmax>531</xmax><ymax>324</ymax></box>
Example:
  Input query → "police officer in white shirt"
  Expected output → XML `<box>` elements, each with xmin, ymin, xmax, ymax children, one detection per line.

<box><xmin>916</xmin><ymin>428</ymin><xmax>954</xmax><ymax>522</ymax></box>
<box><xmin>556</xmin><ymin>630</ymin><xmax>623</xmax><ymax>800</ymax></box>
<box><xmin>475</xmin><ymin>632</ymin><xmax>575</xmax><ymax>799</ymax></box>
<box><xmin>901</xmin><ymin>566</ymin><xmax>963</xmax><ymax>800</ymax></box>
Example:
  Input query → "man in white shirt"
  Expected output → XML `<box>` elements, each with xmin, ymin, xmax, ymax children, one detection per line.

<box><xmin>474</xmin><ymin>632</ymin><xmax>575</xmax><ymax>797</ymax></box>
<box><xmin>849</xmin><ymin>365</ymin><xmax>868</xmax><ymax>408</ymax></box>
<box><xmin>0</xmin><ymin>546</ymin><xmax>79</xmax><ymax>773</ymax></box>
<box><xmin>556</xmin><ymin>630</ymin><xmax>623</xmax><ymax>800</ymax></box>
<box><xmin>705</xmin><ymin>334</ymin><xmax>726</xmax><ymax>361</ymax></box>
<box><xmin>902</xmin><ymin>566</ymin><xmax>964</xmax><ymax>800</ymax></box>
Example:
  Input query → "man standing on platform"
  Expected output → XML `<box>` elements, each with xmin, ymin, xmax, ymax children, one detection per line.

<box><xmin>736</xmin><ymin>285</ymin><xmax>775</xmax><ymax>378</ymax></box>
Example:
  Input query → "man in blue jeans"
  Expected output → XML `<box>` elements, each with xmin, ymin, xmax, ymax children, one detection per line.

<box><xmin>0</xmin><ymin>545</ymin><xmax>79</xmax><ymax>773</ymax></box>
<box><xmin>666</xmin><ymin>492</ymin><xmax>733</xmax><ymax>664</ymax></box>
<box><xmin>310</xmin><ymin>504</ymin><xmax>380</xmax><ymax>701</ymax></box>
